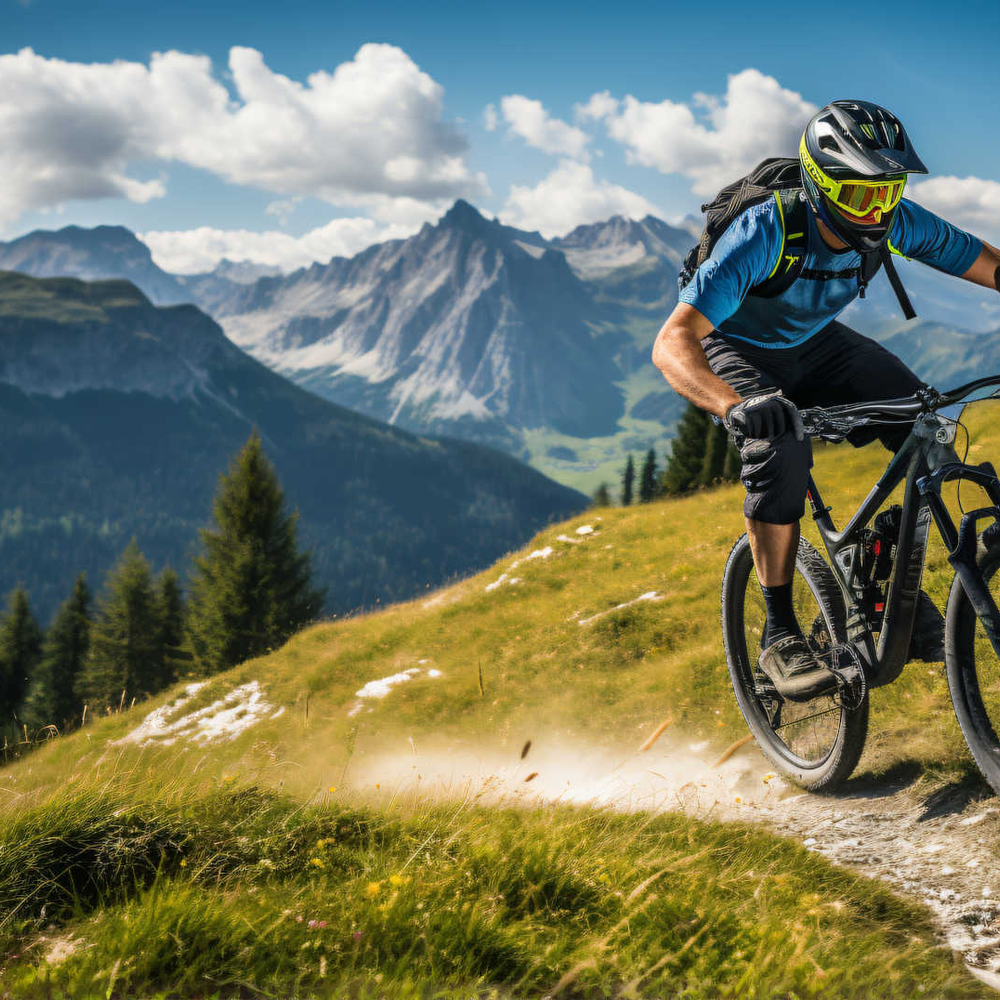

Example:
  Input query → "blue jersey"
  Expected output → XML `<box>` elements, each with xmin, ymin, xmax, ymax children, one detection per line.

<box><xmin>678</xmin><ymin>196</ymin><xmax>982</xmax><ymax>348</ymax></box>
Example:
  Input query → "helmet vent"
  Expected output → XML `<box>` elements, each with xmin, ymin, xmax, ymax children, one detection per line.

<box><xmin>818</xmin><ymin>134</ymin><xmax>839</xmax><ymax>152</ymax></box>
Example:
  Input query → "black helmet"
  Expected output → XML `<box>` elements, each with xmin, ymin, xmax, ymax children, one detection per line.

<box><xmin>799</xmin><ymin>100</ymin><xmax>928</xmax><ymax>252</ymax></box>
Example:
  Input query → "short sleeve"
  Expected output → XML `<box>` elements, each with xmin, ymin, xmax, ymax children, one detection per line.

<box><xmin>678</xmin><ymin>199</ymin><xmax>784</xmax><ymax>329</ymax></box>
<box><xmin>889</xmin><ymin>198</ymin><xmax>982</xmax><ymax>276</ymax></box>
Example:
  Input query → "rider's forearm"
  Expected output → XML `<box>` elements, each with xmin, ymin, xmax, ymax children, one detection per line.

<box><xmin>652</xmin><ymin>309</ymin><xmax>742</xmax><ymax>419</ymax></box>
<box><xmin>959</xmin><ymin>241</ymin><xmax>1000</xmax><ymax>293</ymax></box>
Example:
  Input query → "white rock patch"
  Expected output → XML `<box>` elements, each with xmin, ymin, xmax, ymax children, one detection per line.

<box><xmin>115</xmin><ymin>681</ymin><xmax>275</xmax><ymax>747</ymax></box>
<box><xmin>347</xmin><ymin>666</ymin><xmax>444</xmax><ymax>716</ymax></box>
<box><xmin>578</xmin><ymin>592</ymin><xmax>664</xmax><ymax>626</ymax></box>
<box><xmin>485</xmin><ymin>546</ymin><xmax>553</xmax><ymax>591</ymax></box>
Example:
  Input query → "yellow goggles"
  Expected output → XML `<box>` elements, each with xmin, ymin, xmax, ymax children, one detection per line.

<box><xmin>800</xmin><ymin>140</ymin><xmax>907</xmax><ymax>222</ymax></box>
<box><xmin>831</xmin><ymin>176</ymin><xmax>906</xmax><ymax>220</ymax></box>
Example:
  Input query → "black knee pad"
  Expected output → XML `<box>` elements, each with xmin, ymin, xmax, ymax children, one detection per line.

<box><xmin>739</xmin><ymin>432</ymin><xmax>814</xmax><ymax>525</ymax></box>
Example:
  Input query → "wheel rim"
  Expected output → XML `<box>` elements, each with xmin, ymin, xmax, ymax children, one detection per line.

<box><xmin>737</xmin><ymin>560</ymin><xmax>845</xmax><ymax>768</ymax></box>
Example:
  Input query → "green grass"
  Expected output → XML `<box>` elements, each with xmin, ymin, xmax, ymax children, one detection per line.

<box><xmin>3</xmin><ymin>399</ymin><xmax>1000</xmax><ymax>996</ymax></box>
<box><xmin>520</xmin><ymin>365</ymin><xmax>682</xmax><ymax>495</ymax></box>
<box><xmin>0</xmin><ymin>775</ymin><xmax>993</xmax><ymax>999</ymax></box>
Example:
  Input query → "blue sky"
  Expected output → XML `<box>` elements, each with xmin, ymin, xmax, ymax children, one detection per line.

<box><xmin>4</xmin><ymin>0</ymin><xmax>998</xmax><ymax>271</ymax></box>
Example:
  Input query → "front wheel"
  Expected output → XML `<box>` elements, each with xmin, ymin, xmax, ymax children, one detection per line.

<box><xmin>721</xmin><ymin>533</ymin><xmax>869</xmax><ymax>791</ymax></box>
<box><xmin>945</xmin><ymin>535</ymin><xmax>1000</xmax><ymax>796</ymax></box>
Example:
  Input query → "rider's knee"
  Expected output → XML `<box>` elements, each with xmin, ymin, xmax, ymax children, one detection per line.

<box><xmin>739</xmin><ymin>431</ymin><xmax>813</xmax><ymax>524</ymax></box>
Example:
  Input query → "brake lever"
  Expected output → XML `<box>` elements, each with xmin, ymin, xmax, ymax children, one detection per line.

<box><xmin>801</xmin><ymin>412</ymin><xmax>870</xmax><ymax>441</ymax></box>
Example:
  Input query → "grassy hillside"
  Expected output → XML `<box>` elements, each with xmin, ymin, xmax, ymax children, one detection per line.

<box><xmin>2</xmin><ymin>399</ymin><xmax>1000</xmax><ymax>997</ymax></box>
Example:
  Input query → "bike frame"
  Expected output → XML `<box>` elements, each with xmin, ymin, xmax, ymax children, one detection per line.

<box><xmin>804</xmin><ymin>411</ymin><xmax>1000</xmax><ymax>688</ymax></box>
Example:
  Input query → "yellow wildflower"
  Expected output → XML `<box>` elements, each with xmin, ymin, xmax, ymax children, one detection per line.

<box><xmin>389</xmin><ymin>873</ymin><xmax>410</xmax><ymax>887</ymax></box>
<box><xmin>327</xmin><ymin>786</ymin><xmax>336</xmax><ymax>793</ymax></box>
<box><xmin>365</xmin><ymin>881</ymin><xmax>381</xmax><ymax>898</ymax></box>
<box><xmin>597</xmin><ymin>872</ymin><xmax>611</xmax><ymax>886</ymax></box>
<box><xmin>309</xmin><ymin>857</ymin><xmax>326</xmax><ymax>869</ymax></box>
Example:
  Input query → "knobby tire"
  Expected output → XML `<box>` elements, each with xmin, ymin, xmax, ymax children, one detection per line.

<box><xmin>721</xmin><ymin>534</ymin><xmax>869</xmax><ymax>790</ymax></box>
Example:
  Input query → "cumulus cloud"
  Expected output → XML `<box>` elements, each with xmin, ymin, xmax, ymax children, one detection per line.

<box><xmin>141</xmin><ymin>216</ymin><xmax>424</xmax><ymax>274</ymax></box>
<box><xmin>583</xmin><ymin>69</ymin><xmax>816</xmax><ymax>196</ymax></box>
<box><xmin>908</xmin><ymin>176</ymin><xmax>1000</xmax><ymax>245</ymax></box>
<box><xmin>500</xmin><ymin>95</ymin><xmax>590</xmax><ymax>160</ymax></box>
<box><xmin>500</xmin><ymin>160</ymin><xmax>659</xmax><ymax>238</ymax></box>
<box><xmin>575</xmin><ymin>91</ymin><xmax>619</xmax><ymax>123</ymax></box>
<box><xmin>264</xmin><ymin>197</ymin><xmax>302</xmax><ymax>227</ymax></box>
<box><xmin>0</xmin><ymin>44</ymin><xmax>487</xmax><ymax>226</ymax></box>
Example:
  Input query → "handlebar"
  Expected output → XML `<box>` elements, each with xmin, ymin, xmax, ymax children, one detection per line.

<box><xmin>797</xmin><ymin>373</ymin><xmax>1000</xmax><ymax>440</ymax></box>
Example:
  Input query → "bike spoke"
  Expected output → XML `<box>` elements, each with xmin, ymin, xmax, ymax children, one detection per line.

<box><xmin>742</xmin><ymin>568</ymin><xmax>843</xmax><ymax>765</ymax></box>
<box><xmin>772</xmin><ymin>704</ymin><xmax>841</xmax><ymax>731</ymax></box>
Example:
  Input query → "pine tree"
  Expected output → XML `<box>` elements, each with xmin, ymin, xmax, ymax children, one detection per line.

<box><xmin>187</xmin><ymin>431</ymin><xmax>325</xmax><ymax>674</ymax></box>
<box><xmin>721</xmin><ymin>430</ymin><xmax>741</xmax><ymax>483</ymax></box>
<box><xmin>700</xmin><ymin>420</ymin><xmax>728</xmax><ymax>485</ymax></box>
<box><xmin>639</xmin><ymin>448</ymin><xmax>659</xmax><ymax>502</ymax></box>
<box><xmin>154</xmin><ymin>568</ymin><xmax>190</xmax><ymax>691</ymax></box>
<box><xmin>76</xmin><ymin>540</ymin><xmax>161</xmax><ymax>712</ymax></box>
<box><xmin>621</xmin><ymin>454</ymin><xmax>635</xmax><ymax>506</ymax></box>
<box><xmin>0</xmin><ymin>587</ymin><xmax>43</xmax><ymax>726</ymax></box>
<box><xmin>23</xmin><ymin>574</ymin><xmax>90</xmax><ymax>730</ymax></box>
<box><xmin>662</xmin><ymin>403</ymin><xmax>713</xmax><ymax>495</ymax></box>
<box><xmin>591</xmin><ymin>482</ymin><xmax>611</xmax><ymax>507</ymax></box>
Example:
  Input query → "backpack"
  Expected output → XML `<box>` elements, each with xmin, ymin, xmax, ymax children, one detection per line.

<box><xmin>677</xmin><ymin>157</ymin><xmax>916</xmax><ymax>319</ymax></box>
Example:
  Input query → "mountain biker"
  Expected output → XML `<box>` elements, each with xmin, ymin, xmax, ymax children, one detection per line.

<box><xmin>652</xmin><ymin>100</ymin><xmax>1000</xmax><ymax>700</ymax></box>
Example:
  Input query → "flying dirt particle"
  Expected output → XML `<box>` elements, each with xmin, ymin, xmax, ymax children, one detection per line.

<box><xmin>524</xmin><ymin>772</ymin><xmax>538</xmax><ymax>783</ymax></box>
<box><xmin>713</xmin><ymin>734</ymin><xmax>754</xmax><ymax>767</ymax></box>
<box><xmin>638</xmin><ymin>718</ymin><xmax>672</xmax><ymax>752</ymax></box>
<box><xmin>520</xmin><ymin>740</ymin><xmax>532</xmax><ymax>760</ymax></box>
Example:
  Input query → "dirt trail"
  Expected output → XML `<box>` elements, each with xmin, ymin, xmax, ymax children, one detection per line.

<box><xmin>356</xmin><ymin>736</ymin><xmax>1000</xmax><ymax>990</ymax></box>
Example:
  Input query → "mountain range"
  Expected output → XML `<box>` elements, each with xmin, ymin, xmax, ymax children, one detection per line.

<box><xmin>0</xmin><ymin>271</ymin><xmax>586</xmax><ymax>623</ymax></box>
<box><xmin>1</xmin><ymin>205</ymin><xmax>997</xmax><ymax>492</ymax></box>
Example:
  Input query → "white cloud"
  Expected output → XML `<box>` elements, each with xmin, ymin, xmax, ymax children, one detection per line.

<box><xmin>585</xmin><ymin>69</ymin><xmax>816</xmax><ymax>196</ymax></box>
<box><xmin>908</xmin><ymin>176</ymin><xmax>1000</xmax><ymax>245</ymax></box>
<box><xmin>140</xmin><ymin>216</ymin><xmax>423</xmax><ymax>274</ymax></box>
<box><xmin>0</xmin><ymin>44</ymin><xmax>487</xmax><ymax>226</ymax></box>
<box><xmin>501</xmin><ymin>160</ymin><xmax>659</xmax><ymax>238</ymax></box>
<box><xmin>483</xmin><ymin>103</ymin><xmax>498</xmax><ymax>131</ymax></box>
<box><xmin>500</xmin><ymin>95</ymin><xmax>590</xmax><ymax>160</ymax></box>
<box><xmin>264</xmin><ymin>197</ymin><xmax>302</xmax><ymax>227</ymax></box>
<box><xmin>575</xmin><ymin>91</ymin><xmax>619</xmax><ymax>123</ymax></box>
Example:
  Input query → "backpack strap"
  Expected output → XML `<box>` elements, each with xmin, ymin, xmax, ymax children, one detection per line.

<box><xmin>879</xmin><ymin>244</ymin><xmax>917</xmax><ymax>319</ymax></box>
<box><xmin>750</xmin><ymin>189</ymin><xmax>809</xmax><ymax>298</ymax></box>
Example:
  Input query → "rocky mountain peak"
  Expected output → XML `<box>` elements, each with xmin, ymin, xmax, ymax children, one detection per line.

<box><xmin>0</xmin><ymin>225</ymin><xmax>190</xmax><ymax>305</ymax></box>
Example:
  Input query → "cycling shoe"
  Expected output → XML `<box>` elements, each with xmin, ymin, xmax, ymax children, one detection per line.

<box><xmin>758</xmin><ymin>633</ymin><xmax>839</xmax><ymax>701</ymax></box>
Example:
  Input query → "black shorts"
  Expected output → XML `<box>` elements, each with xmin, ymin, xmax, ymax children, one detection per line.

<box><xmin>703</xmin><ymin>321</ymin><xmax>925</xmax><ymax>524</ymax></box>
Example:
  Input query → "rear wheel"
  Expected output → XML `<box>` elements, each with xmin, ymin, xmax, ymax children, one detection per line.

<box><xmin>945</xmin><ymin>535</ymin><xmax>1000</xmax><ymax>796</ymax></box>
<box><xmin>721</xmin><ymin>533</ymin><xmax>869</xmax><ymax>790</ymax></box>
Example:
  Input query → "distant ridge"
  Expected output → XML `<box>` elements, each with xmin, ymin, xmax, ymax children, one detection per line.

<box><xmin>0</xmin><ymin>270</ymin><xmax>586</xmax><ymax>622</ymax></box>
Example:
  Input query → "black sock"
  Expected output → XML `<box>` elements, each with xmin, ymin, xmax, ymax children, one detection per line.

<box><xmin>761</xmin><ymin>582</ymin><xmax>801</xmax><ymax>647</ymax></box>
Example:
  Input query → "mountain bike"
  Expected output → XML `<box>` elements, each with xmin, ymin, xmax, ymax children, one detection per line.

<box><xmin>720</xmin><ymin>374</ymin><xmax>1000</xmax><ymax>791</ymax></box>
